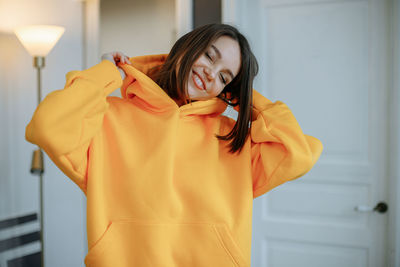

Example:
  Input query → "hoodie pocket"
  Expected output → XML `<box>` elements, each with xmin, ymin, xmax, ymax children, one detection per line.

<box><xmin>84</xmin><ymin>220</ymin><xmax>249</xmax><ymax>267</ymax></box>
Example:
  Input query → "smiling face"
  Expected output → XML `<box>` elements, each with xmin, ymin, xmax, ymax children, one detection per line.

<box><xmin>186</xmin><ymin>36</ymin><xmax>241</xmax><ymax>101</ymax></box>
<box><xmin>154</xmin><ymin>23</ymin><xmax>258</xmax><ymax>153</ymax></box>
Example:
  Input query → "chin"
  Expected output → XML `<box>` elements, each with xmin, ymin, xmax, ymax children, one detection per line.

<box><xmin>187</xmin><ymin>85</ymin><xmax>200</xmax><ymax>98</ymax></box>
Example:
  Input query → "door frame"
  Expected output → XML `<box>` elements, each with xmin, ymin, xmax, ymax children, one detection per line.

<box><xmin>222</xmin><ymin>0</ymin><xmax>400</xmax><ymax>265</ymax></box>
<box><xmin>388</xmin><ymin>0</ymin><xmax>400</xmax><ymax>265</ymax></box>
<box><xmin>82</xmin><ymin>0</ymin><xmax>193</xmax><ymax>70</ymax></box>
<box><xmin>175</xmin><ymin>0</ymin><xmax>193</xmax><ymax>39</ymax></box>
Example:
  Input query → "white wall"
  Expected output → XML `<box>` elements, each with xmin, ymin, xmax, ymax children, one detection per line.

<box><xmin>100</xmin><ymin>0</ymin><xmax>175</xmax><ymax>57</ymax></box>
<box><xmin>0</xmin><ymin>0</ymin><xmax>86</xmax><ymax>266</ymax></box>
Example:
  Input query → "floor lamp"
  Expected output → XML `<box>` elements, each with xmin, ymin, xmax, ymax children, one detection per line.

<box><xmin>14</xmin><ymin>25</ymin><xmax>65</xmax><ymax>267</ymax></box>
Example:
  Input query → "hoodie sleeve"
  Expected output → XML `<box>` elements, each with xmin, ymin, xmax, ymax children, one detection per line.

<box><xmin>25</xmin><ymin>60</ymin><xmax>123</xmax><ymax>193</ymax></box>
<box><xmin>249</xmin><ymin>89</ymin><xmax>323</xmax><ymax>198</ymax></box>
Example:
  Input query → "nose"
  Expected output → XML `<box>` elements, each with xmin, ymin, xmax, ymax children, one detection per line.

<box><xmin>204</xmin><ymin>67</ymin><xmax>216</xmax><ymax>81</ymax></box>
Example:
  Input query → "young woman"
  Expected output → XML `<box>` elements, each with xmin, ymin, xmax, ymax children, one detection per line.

<box><xmin>26</xmin><ymin>23</ymin><xmax>323</xmax><ymax>267</ymax></box>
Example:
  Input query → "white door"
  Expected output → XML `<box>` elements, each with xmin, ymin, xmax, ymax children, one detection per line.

<box><xmin>224</xmin><ymin>0</ymin><xmax>391</xmax><ymax>266</ymax></box>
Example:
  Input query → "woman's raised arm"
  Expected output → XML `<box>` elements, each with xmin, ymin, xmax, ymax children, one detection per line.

<box><xmin>25</xmin><ymin>60</ymin><xmax>123</xmax><ymax>193</ymax></box>
<box><xmin>248</xmin><ymin>90</ymin><xmax>323</xmax><ymax>198</ymax></box>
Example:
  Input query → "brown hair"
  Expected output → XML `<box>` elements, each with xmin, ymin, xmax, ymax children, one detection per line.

<box><xmin>154</xmin><ymin>23</ymin><xmax>259</xmax><ymax>154</ymax></box>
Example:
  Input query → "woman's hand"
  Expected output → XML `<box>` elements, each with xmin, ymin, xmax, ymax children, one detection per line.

<box><xmin>101</xmin><ymin>51</ymin><xmax>131</xmax><ymax>80</ymax></box>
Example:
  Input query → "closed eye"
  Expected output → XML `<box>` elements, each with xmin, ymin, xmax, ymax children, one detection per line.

<box><xmin>205</xmin><ymin>52</ymin><xmax>212</xmax><ymax>61</ymax></box>
<box><xmin>220</xmin><ymin>74</ymin><xmax>226</xmax><ymax>84</ymax></box>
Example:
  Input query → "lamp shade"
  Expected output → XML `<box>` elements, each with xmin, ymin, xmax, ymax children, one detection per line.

<box><xmin>14</xmin><ymin>25</ymin><xmax>65</xmax><ymax>57</ymax></box>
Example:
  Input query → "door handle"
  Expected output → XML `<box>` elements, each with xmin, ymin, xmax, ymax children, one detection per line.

<box><xmin>354</xmin><ymin>202</ymin><xmax>388</xmax><ymax>213</ymax></box>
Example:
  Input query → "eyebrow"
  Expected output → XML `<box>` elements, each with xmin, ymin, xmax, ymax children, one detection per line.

<box><xmin>211</xmin><ymin>45</ymin><xmax>235</xmax><ymax>80</ymax></box>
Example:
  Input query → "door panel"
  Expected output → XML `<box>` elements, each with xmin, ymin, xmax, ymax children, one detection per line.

<box><xmin>229</xmin><ymin>0</ymin><xmax>390</xmax><ymax>266</ymax></box>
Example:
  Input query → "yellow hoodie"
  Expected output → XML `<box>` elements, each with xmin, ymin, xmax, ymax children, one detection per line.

<box><xmin>25</xmin><ymin>54</ymin><xmax>323</xmax><ymax>267</ymax></box>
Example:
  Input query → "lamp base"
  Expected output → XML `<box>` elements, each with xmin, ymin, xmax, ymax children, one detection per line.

<box><xmin>31</xmin><ymin>149</ymin><xmax>44</xmax><ymax>175</ymax></box>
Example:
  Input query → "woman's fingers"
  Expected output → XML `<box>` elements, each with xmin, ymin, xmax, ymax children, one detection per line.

<box><xmin>111</xmin><ymin>51</ymin><xmax>131</xmax><ymax>65</ymax></box>
<box><xmin>101</xmin><ymin>51</ymin><xmax>131</xmax><ymax>69</ymax></box>
<box><xmin>121</xmin><ymin>55</ymin><xmax>131</xmax><ymax>64</ymax></box>
<box><xmin>112</xmin><ymin>52</ymin><xmax>121</xmax><ymax>63</ymax></box>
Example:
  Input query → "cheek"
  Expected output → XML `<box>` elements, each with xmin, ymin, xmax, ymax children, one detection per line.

<box><xmin>191</xmin><ymin>59</ymin><xmax>201</xmax><ymax>68</ymax></box>
<box><xmin>217</xmin><ymin>87</ymin><xmax>225</xmax><ymax>96</ymax></box>
<box><xmin>210</xmin><ymin>84</ymin><xmax>225</xmax><ymax>97</ymax></box>
<box><xmin>195</xmin><ymin>56</ymin><xmax>207</xmax><ymax>65</ymax></box>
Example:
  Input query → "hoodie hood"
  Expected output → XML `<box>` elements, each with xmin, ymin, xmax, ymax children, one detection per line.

<box><xmin>119</xmin><ymin>54</ymin><xmax>228</xmax><ymax>116</ymax></box>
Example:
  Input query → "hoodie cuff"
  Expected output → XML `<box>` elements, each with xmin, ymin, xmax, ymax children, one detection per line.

<box><xmin>233</xmin><ymin>89</ymin><xmax>274</xmax><ymax>121</ymax></box>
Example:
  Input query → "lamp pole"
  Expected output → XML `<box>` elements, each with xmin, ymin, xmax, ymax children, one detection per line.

<box><xmin>31</xmin><ymin>55</ymin><xmax>45</xmax><ymax>267</ymax></box>
<box><xmin>14</xmin><ymin>25</ymin><xmax>65</xmax><ymax>267</ymax></box>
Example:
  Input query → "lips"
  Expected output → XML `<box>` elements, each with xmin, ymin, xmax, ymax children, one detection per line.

<box><xmin>192</xmin><ymin>71</ymin><xmax>206</xmax><ymax>91</ymax></box>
